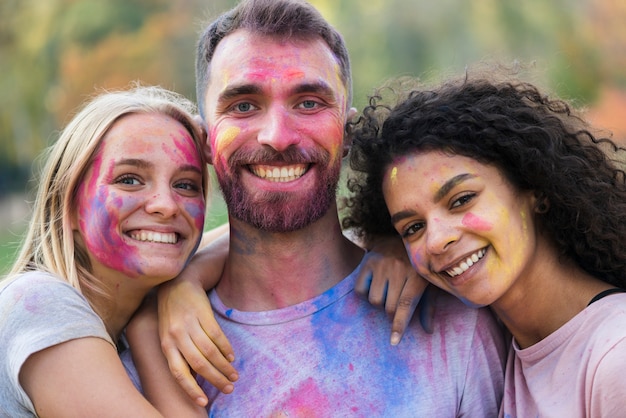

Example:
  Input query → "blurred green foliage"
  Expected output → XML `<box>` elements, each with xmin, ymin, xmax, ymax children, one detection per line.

<box><xmin>1</xmin><ymin>0</ymin><xmax>626</xmax><ymax>273</ymax></box>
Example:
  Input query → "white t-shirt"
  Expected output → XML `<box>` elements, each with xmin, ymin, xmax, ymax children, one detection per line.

<box><xmin>0</xmin><ymin>272</ymin><xmax>113</xmax><ymax>417</ymax></box>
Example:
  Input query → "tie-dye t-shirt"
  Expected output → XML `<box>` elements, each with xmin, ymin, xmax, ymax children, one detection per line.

<box><xmin>500</xmin><ymin>293</ymin><xmax>626</xmax><ymax>418</ymax></box>
<box><xmin>0</xmin><ymin>272</ymin><xmax>113</xmax><ymax>417</ymax></box>
<box><xmin>201</xmin><ymin>262</ymin><xmax>507</xmax><ymax>417</ymax></box>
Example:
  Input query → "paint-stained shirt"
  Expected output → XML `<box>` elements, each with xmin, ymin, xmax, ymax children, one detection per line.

<box><xmin>200</xmin><ymin>259</ymin><xmax>507</xmax><ymax>417</ymax></box>
<box><xmin>501</xmin><ymin>293</ymin><xmax>626</xmax><ymax>418</ymax></box>
<box><xmin>0</xmin><ymin>272</ymin><xmax>113</xmax><ymax>417</ymax></box>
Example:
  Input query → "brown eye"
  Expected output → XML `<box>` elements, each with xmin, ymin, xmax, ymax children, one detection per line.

<box><xmin>451</xmin><ymin>192</ymin><xmax>476</xmax><ymax>209</ymax></box>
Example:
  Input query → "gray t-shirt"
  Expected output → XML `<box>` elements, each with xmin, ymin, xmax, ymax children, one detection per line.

<box><xmin>0</xmin><ymin>271</ymin><xmax>113</xmax><ymax>417</ymax></box>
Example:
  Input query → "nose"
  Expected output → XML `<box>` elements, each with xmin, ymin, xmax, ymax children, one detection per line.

<box><xmin>145</xmin><ymin>185</ymin><xmax>180</xmax><ymax>218</ymax></box>
<box><xmin>425</xmin><ymin>218</ymin><xmax>459</xmax><ymax>255</ymax></box>
<box><xmin>257</xmin><ymin>106</ymin><xmax>301</xmax><ymax>152</ymax></box>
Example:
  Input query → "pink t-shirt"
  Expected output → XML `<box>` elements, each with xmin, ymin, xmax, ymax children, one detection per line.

<box><xmin>501</xmin><ymin>292</ymin><xmax>626</xmax><ymax>418</ymax></box>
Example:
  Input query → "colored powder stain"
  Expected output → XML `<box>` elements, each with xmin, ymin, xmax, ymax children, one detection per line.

<box><xmin>283</xmin><ymin>68</ymin><xmax>305</xmax><ymax>80</ymax></box>
<box><xmin>23</xmin><ymin>292</ymin><xmax>41</xmax><ymax>313</ymax></box>
<box><xmin>225</xmin><ymin>308</ymin><xmax>234</xmax><ymax>318</ymax></box>
<box><xmin>215</xmin><ymin>126</ymin><xmax>241</xmax><ymax>154</ymax></box>
<box><xmin>278</xmin><ymin>378</ymin><xmax>331</xmax><ymax>415</ymax></box>
<box><xmin>185</xmin><ymin>201</ymin><xmax>206</xmax><ymax>231</ymax></box>
<box><xmin>521</xmin><ymin>209</ymin><xmax>528</xmax><ymax>233</ymax></box>
<box><xmin>166</xmin><ymin>131</ymin><xmax>201</xmax><ymax>168</ymax></box>
<box><xmin>462</xmin><ymin>212</ymin><xmax>493</xmax><ymax>231</ymax></box>
<box><xmin>390</xmin><ymin>166</ymin><xmax>398</xmax><ymax>186</ymax></box>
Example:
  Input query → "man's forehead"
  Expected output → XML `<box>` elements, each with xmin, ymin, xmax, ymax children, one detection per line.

<box><xmin>208</xmin><ymin>31</ymin><xmax>345</xmax><ymax>98</ymax></box>
<box><xmin>210</xmin><ymin>30</ymin><xmax>339</xmax><ymax>76</ymax></box>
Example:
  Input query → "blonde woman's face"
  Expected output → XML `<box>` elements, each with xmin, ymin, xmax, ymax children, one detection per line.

<box><xmin>73</xmin><ymin>113</ymin><xmax>205</xmax><ymax>287</ymax></box>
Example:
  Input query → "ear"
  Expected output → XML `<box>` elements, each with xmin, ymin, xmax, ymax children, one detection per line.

<box><xmin>343</xmin><ymin>107</ymin><xmax>358</xmax><ymax>158</ymax></box>
<box><xmin>193</xmin><ymin>114</ymin><xmax>214</xmax><ymax>165</ymax></box>
<box><xmin>533</xmin><ymin>192</ymin><xmax>549</xmax><ymax>214</ymax></box>
<box><xmin>203</xmin><ymin>141</ymin><xmax>214</xmax><ymax>165</ymax></box>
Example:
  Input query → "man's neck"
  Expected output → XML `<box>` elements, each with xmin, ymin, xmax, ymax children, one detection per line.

<box><xmin>216</xmin><ymin>211</ymin><xmax>364</xmax><ymax>311</ymax></box>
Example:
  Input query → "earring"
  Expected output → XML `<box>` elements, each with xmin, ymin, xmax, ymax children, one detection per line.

<box><xmin>536</xmin><ymin>199</ymin><xmax>549</xmax><ymax>214</ymax></box>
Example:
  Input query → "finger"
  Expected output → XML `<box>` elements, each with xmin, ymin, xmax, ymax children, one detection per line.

<box><xmin>163</xmin><ymin>346</ymin><xmax>210</xmax><ymax>405</ymax></box>
<box><xmin>389</xmin><ymin>274</ymin><xmax>426</xmax><ymax>345</ymax></box>
<box><xmin>192</xmin><ymin>324</ymin><xmax>239</xmax><ymax>383</ymax></box>
<box><xmin>166</xmin><ymin>331</ymin><xmax>236</xmax><ymax>395</ymax></box>
<box><xmin>353</xmin><ymin>266</ymin><xmax>374</xmax><ymax>297</ymax></box>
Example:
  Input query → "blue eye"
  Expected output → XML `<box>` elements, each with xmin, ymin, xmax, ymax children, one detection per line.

<box><xmin>300</xmin><ymin>100</ymin><xmax>317</xmax><ymax>109</ymax></box>
<box><xmin>233</xmin><ymin>102</ymin><xmax>257</xmax><ymax>113</ymax></box>
<box><xmin>175</xmin><ymin>181</ymin><xmax>201</xmax><ymax>193</ymax></box>
<box><xmin>116</xmin><ymin>175</ymin><xmax>141</xmax><ymax>186</ymax></box>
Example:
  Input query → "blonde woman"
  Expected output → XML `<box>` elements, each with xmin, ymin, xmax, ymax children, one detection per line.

<box><xmin>0</xmin><ymin>85</ymin><xmax>209</xmax><ymax>417</ymax></box>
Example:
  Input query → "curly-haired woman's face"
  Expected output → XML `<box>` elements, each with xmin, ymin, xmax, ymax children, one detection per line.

<box><xmin>382</xmin><ymin>150</ymin><xmax>541</xmax><ymax>308</ymax></box>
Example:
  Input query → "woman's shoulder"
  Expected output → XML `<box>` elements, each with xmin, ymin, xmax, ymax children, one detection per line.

<box><xmin>0</xmin><ymin>269</ymin><xmax>113</xmax><ymax>352</ymax></box>
<box><xmin>1</xmin><ymin>270</ymin><xmax>81</xmax><ymax>301</ymax></box>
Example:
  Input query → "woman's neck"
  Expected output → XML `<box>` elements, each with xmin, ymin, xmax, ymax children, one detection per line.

<box><xmin>492</xmin><ymin>259</ymin><xmax>612</xmax><ymax>349</ymax></box>
<box><xmin>85</xmin><ymin>280</ymin><xmax>149</xmax><ymax>341</ymax></box>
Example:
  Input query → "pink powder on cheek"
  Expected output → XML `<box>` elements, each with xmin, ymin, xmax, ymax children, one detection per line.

<box><xmin>79</xmin><ymin>186</ymin><xmax>142</xmax><ymax>277</ymax></box>
<box><xmin>462</xmin><ymin>212</ymin><xmax>493</xmax><ymax>231</ymax></box>
<box><xmin>184</xmin><ymin>200</ymin><xmax>206</xmax><ymax>232</ymax></box>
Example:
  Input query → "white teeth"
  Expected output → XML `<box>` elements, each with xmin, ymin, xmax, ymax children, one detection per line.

<box><xmin>129</xmin><ymin>231</ymin><xmax>178</xmax><ymax>244</ymax></box>
<box><xmin>250</xmin><ymin>164</ymin><xmax>307</xmax><ymax>182</ymax></box>
<box><xmin>446</xmin><ymin>248</ymin><xmax>486</xmax><ymax>277</ymax></box>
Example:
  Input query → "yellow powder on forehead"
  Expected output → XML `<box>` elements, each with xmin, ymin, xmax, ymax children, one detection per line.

<box><xmin>390</xmin><ymin>166</ymin><xmax>398</xmax><ymax>185</ymax></box>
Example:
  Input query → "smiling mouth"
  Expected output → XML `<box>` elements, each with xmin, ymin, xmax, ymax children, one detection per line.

<box><xmin>249</xmin><ymin>164</ymin><xmax>308</xmax><ymax>182</ymax></box>
<box><xmin>128</xmin><ymin>230</ymin><xmax>179</xmax><ymax>244</ymax></box>
<box><xmin>445</xmin><ymin>248</ymin><xmax>487</xmax><ymax>277</ymax></box>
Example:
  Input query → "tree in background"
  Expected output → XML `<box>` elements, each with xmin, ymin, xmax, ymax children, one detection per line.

<box><xmin>1</xmin><ymin>0</ymin><xmax>625</xmax><ymax>198</ymax></box>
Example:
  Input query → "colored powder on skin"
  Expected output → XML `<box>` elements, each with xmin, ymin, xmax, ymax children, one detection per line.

<box><xmin>214</xmin><ymin>126</ymin><xmax>241</xmax><ymax>155</ymax></box>
<box><xmin>283</xmin><ymin>69</ymin><xmax>305</xmax><ymax>81</ymax></box>
<box><xmin>390</xmin><ymin>167</ymin><xmax>398</xmax><ymax>186</ymax></box>
<box><xmin>166</xmin><ymin>130</ymin><xmax>202</xmax><ymax>170</ymax></box>
<box><xmin>184</xmin><ymin>201</ymin><xmax>206</xmax><ymax>246</ymax></box>
<box><xmin>77</xmin><ymin>156</ymin><xmax>142</xmax><ymax>277</ymax></box>
<box><xmin>462</xmin><ymin>212</ymin><xmax>493</xmax><ymax>231</ymax></box>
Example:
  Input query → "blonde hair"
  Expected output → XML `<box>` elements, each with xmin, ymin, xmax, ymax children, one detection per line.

<box><xmin>6</xmin><ymin>84</ymin><xmax>209</xmax><ymax>316</ymax></box>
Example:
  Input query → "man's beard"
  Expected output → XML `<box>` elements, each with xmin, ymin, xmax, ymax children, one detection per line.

<box><xmin>216</xmin><ymin>147</ymin><xmax>341</xmax><ymax>233</ymax></box>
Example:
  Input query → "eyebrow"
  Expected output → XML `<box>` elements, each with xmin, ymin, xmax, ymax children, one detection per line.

<box><xmin>433</xmin><ymin>173</ymin><xmax>475</xmax><ymax>203</ymax></box>
<box><xmin>117</xmin><ymin>159</ymin><xmax>202</xmax><ymax>174</ymax></box>
<box><xmin>218</xmin><ymin>84</ymin><xmax>263</xmax><ymax>103</ymax></box>
<box><xmin>291</xmin><ymin>81</ymin><xmax>336</xmax><ymax>99</ymax></box>
<box><xmin>389</xmin><ymin>173</ymin><xmax>476</xmax><ymax>225</ymax></box>
<box><xmin>218</xmin><ymin>81</ymin><xmax>336</xmax><ymax>104</ymax></box>
<box><xmin>117</xmin><ymin>158</ymin><xmax>152</xmax><ymax>169</ymax></box>
<box><xmin>390</xmin><ymin>209</ymin><xmax>417</xmax><ymax>225</ymax></box>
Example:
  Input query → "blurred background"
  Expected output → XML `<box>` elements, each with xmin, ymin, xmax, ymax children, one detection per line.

<box><xmin>1</xmin><ymin>0</ymin><xmax>625</xmax><ymax>275</ymax></box>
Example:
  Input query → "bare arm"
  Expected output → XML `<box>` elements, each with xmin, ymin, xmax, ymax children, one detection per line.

<box><xmin>127</xmin><ymin>295</ymin><xmax>208</xmax><ymax>414</ymax></box>
<box><xmin>20</xmin><ymin>338</ymin><xmax>167</xmax><ymax>418</ymax></box>
<box><xmin>157</xmin><ymin>227</ymin><xmax>238</xmax><ymax>402</ymax></box>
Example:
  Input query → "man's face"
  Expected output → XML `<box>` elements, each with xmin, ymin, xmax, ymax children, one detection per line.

<box><xmin>203</xmin><ymin>29</ymin><xmax>352</xmax><ymax>232</ymax></box>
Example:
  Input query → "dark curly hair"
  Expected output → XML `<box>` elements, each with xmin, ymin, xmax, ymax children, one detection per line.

<box><xmin>343</xmin><ymin>74</ymin><xmax>626</xmax><ymax>288</ymax></box>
